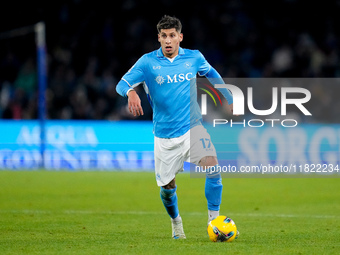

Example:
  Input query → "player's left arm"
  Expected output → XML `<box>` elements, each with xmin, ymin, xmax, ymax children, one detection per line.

<box><xmin>197</xmin><ymin>51</ymin><xmax>234</xmax><ymax>114</ymax></box>
<box><xmin>204</xmin><ymin>67</ymin><xmax>233</xmax><ymax>104</ymax></box>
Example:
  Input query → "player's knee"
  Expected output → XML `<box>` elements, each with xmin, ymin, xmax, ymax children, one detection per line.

<box><xmin>162</xmin><ymin>178</ymin><xmax>176</xmax><ymax>189</ymax></box>
<box><xmin>199</xmin><ymin>156</ymin><xmax>218</xmax><ymax>167</ymax></box>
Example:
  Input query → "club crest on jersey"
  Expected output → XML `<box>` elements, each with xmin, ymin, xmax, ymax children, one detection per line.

<box><xmin>155</xmin><ymin>75</ymin><xmax>165</xmax><ymax>85</ymax></box>
<box><xmin>184</xmin><ymin>62</ymin><xmax>192</xmax><ymax>68</ymax></box>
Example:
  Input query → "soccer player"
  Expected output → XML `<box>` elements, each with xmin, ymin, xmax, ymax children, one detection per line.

<box><xmin>116</xmin><ymin>15</ymin><xmax>233</xmax><ymax>239</ymax></box>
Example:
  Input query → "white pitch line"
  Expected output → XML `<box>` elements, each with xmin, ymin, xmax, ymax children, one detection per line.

<box><xmin>0</xmin><ymin>210</ymin><xmax>339</xmax><ymax>219</ymax></box>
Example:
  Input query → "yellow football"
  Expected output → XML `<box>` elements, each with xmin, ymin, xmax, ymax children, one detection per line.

<box><xmin>207</xmin><ymin>215</ymin><xmax>238</xmax><ymax>242</ymax></box>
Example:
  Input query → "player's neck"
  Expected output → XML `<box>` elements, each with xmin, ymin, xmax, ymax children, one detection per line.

<box><xmin>163</xmin><ymin>49</ymin><xmax>179</xmax><ymax>59</ymax></box>
<box><xmin>165</xmin><ymin>55</ymin><xmax>178</xmax><ymax>63</ymax></box>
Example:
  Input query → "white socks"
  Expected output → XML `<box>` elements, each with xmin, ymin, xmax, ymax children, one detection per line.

<box><xmin>208</xmin><ymin>210</ymin><xmax>219</xmax><ymax>222</ymax></box>
<box><xmin>173</xmin><ymin>211</ymin><xmax>218</xmax><ymax>223</ymax></box>
<box><xmin>172</xmin><ymin>214</ymin><xmax>182</xmax><ymax>222</ymax></box>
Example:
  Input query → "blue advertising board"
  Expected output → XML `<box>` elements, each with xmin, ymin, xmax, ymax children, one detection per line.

<box><xmin>0</xmin><ymin>120</ymin><xmax>339</xmax><ymax>173</ymax></box>
<box><xmin>0</xmin><ymin>120</ymin><xmax>154</xmax><ymax>170</ymax></box>
<box><xmin>207</xmin><ymin>123</ymin><xmax>340</xmax><ymax>172</ymax></box>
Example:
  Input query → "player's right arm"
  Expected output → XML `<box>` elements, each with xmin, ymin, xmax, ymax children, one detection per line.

<box><xmin>127</xmin><ymin>89</ymin><xmax>143</xmax><ymax>116</ymax></box>
<box><xmin>116</xmin><ymin>56</ymin><xmax>146</xmax><ymax>116</ymax></box>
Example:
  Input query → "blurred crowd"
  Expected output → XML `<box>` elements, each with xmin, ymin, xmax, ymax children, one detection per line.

<box><xmin>0</xmin><ymin>0</ymin><xmax>339</xmax><ymax>122</ymax></box>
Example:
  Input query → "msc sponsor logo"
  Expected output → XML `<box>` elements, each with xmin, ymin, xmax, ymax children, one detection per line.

<box><xmin>155</xmin><ymin>72</ymin><xmax>193</xmax><ymax>85</ymax></box>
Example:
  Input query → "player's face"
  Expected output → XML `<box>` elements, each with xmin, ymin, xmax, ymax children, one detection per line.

<box><xmin>158</xmin><ymin>28</ymin><xmax>183</xmax><ymax>58</ymax></box>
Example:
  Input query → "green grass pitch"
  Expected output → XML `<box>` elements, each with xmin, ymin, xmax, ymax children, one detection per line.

<box><xmin>0</xmin><ymin>170</ymin><xmax>339</xmax><ymax>255</ymax></box>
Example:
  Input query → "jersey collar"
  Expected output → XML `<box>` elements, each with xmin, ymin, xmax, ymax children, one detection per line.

<box><xmin>156</xmin><ymin>47</ymin><xmax>185</xmax><ymax>58</ymax></box>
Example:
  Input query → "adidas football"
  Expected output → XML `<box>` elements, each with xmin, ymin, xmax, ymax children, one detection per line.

<box><xmin>207</xmin><ymin>215</ymin><xmax>238</xmax><ymax>242</ymax></box>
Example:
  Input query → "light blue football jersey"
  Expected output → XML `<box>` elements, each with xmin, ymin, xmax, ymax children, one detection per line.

<box><xmin>117</xmin><ymin>47</ymin><xmax>225</xmax><ymax>138</ymax></box>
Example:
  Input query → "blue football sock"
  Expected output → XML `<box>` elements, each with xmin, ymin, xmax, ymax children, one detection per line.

<box><xmin>205</xmin><ymin>167</ymin><xmax>223</xmax><ymax>211</ymax></box>
<box><xmin>160</xmin><ymin>186</ymin><xmax>179</xmax><ymax>219</ymax></box>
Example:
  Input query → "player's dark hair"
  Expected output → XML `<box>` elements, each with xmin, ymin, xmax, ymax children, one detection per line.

<box><xmin>157</xmin><ymin>15</ymin><xmax>182</xmax><ymax>33</ymax></box>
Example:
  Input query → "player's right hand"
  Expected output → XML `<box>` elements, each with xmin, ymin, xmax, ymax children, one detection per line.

<box><xmin>127</xmin><ymin>90</ymin><xmax>144</xmax><ymax>116</ymax></box>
